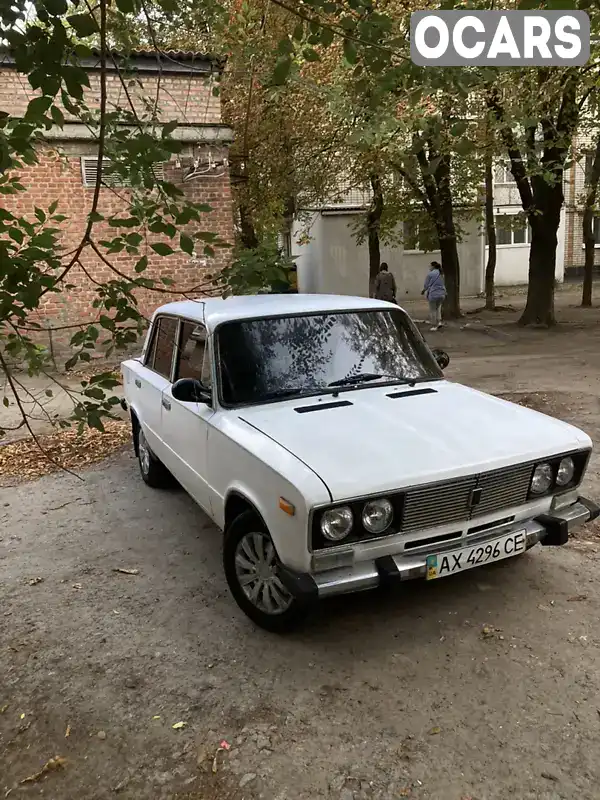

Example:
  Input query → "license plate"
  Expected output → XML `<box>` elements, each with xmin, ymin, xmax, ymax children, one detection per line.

<box><xmin>425</xmin><ymin>530</ymin><xmax>527</xmax><ymax>580</ymax></box>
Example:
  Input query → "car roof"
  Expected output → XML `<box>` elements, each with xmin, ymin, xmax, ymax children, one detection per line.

<box><xmin>152</xmin><ymin>294</ymin><xmax>403</xmax><ymax>329</ymax></box>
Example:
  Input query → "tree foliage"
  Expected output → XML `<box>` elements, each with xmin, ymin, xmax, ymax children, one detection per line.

<box><xmin>0</xmin><ymin>0</ymin><xmax>227</xmax><ymax>441</ymax></box>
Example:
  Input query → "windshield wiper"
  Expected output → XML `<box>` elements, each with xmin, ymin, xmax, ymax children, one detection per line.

<box><xmin>328</xmin><ymin>373</ymin><xmax>411</xmax><ymax>388</ymax></box>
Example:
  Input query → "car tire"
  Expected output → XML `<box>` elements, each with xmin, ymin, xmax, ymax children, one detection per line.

<box><xmin>136</xmin><ymin>426</ymin><xmax>172</xmax><ymax>489</ymax></box>
<box><xmin>223</xmin><ymin>511</ymin><xmax>311</xmax><ymax>633</ymax></box>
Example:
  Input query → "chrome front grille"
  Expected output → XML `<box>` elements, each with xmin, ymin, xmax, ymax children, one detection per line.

<box><xmin>400</xmin><ymin>463</ymin><xmax>534</xmax><ymax>534</ymax></box>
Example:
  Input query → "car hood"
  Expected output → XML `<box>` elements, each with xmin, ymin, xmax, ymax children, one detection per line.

<box><xmin>238</xmin><ymin>381</ymin><xmax>591</xmax><ymax>501</ymax></box>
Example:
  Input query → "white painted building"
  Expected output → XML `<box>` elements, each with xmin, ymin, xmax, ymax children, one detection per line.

<box><xmin>290</xmin><ymin>171</ymin><xmax>566</xmax><ymax>298</ymax></box>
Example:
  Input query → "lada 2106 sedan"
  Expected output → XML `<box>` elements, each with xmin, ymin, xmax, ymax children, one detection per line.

<box><xmin>121</xmin><ymin>294</ymin><xmax>599</xmax><ymax>631</ymax></box>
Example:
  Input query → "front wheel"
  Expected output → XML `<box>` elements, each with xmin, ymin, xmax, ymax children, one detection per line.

<box><xmin>223</xmin><ymin>511</ymin><xmax>311</xmax><ymax>633</ymax></box>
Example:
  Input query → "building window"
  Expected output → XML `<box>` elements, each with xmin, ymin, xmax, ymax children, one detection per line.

<box><xmin>494</xmin><ymin>164</ymin><xmax>516</xmax><ymax>184</ymax></box>
<box><xmin>80</xmin><ymin>156</ymin><xmax>165</xmax><ymax>188</ymax></box>
<box><xmin>495</xmin><ymin>215</ymin><xmax>531</xmax><ymax>246</ymax></box>
<box><xmin>593</xmin><ymin>216</ymin><xmax>600</xmax><ymax>245</ymax></box>
<box><xmin>403</xmin><ymin>220</ymin><xmax>422</xmax><ymax>251</ymax></box>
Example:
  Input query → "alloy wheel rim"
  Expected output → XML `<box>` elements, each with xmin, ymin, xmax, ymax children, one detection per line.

<box><xmin>234</xmin><ymin>532</ymin><xmax>293</xmax><ymax>615</ymax></box>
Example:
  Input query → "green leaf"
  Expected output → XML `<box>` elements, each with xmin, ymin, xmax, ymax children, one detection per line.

<box><xmin>25</xmin><ymin>96</ymin><xmax>53</xmax><ymax>120</ymax></box>
<box><xmin>450</xmin><ymin>120</ymin><xmax>467</xmax><ymax>137</ymax></box>
<box><xmin>162</xmin><ymin>120</ymin><xmax>178</xmax><ymax>137</ymax></box>
<box><xmin>150</xmin><ymin>242</ymin><xmax>174</xmax><ymax>256</ymax></box>
<box><xmin>43</xmin><ymin>0</ymin><xmax>68</xmax><ymax>13</ymax></box>
<box><xmin>292</xmin><ymin>23</ymin><xmax>304</xmax><ymax>41</ymax></box>
<box><xmin>134</xmin><ymin>255</ymin><xmax>148</xmax><ymax>273</ymax></box>
<box><xmin>302</xmin><ymin>48</ymin><xmax>321</xmax><ymax>62</ymax></box>
<box><xmin>116</xmin><ymin>0</ymin><xmax>136</xmax><ymax>11</ymax></box>
<box><xmin>161</xmin><ymin>276</ymin><xmax>175</xmax><ymax>285</ymax></box>
<box><xmin>45</xmin><ymin>389</ymin><xmax>53</xmax><ymax>397</ymax></box>
<box><xmin>343</xmin><ymin>39</ymin><xmax>358</xmax><ymax>65</ymax></box>
<box><xmin>35</xmin><ymin>207</ymin><xmax>46</xmax><ymax>223</ymax></box>
<box><xmin>48</xmin><ymin>200</ymin><xmax>58</xmax><ymax>214</ymax></box>
<box><xmin>2</xmin><ymin>397</ymin><xmax>8</xmax><ymax>408</ymax></box>
<box><xmin>8</xmin><ymin>227</ymin><xmax>24</xmax><ymax>244</ymax></box>
<box><xmin>320</xmin><ymin>27</ymin><xmax>335</xmax><ymax>47</ymax></box>
<box><xmin>273</xmin><ymin>56</ymin><xmax>292</xmax><ymax>86</ymax></box>
<box><xmin>50</xmin><ymin>104</ymin><xmax>65</xmax><ymax>126</ymax></box>
<box><xmin>88</xmin><ymin>211</ymin><xmax>104</xmax><ymax>223</ymax></box>
<box><xmin>67</xmin><ymin>13</ymin><xmax>98</xmax><ymax>37</ymax></box>
<box><xmin>180</xmin><ymin>233</ymin><xmax>194</xmax><ymax>255</ymax></box>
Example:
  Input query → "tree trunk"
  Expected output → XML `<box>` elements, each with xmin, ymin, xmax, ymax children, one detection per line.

<box><xmin>520</xmin><ymin>220</ymin><xmax>557</xmax><ymax>326</ymax></box>
<box><xmin>582</xmin><ymin>206</ymin><xmax>596</xmax><ymax>307</ymax></box>
<box><xmin>439</xmin><ymin>237</ymin><xmax>461</xmax><ymax>319</ymax></box>
<box><xmin>581</xmin><ymin>135</ymin><xmax>600</xmax><ymax>307</ymax></box>
<box><xmin>366</xmin><ymin>173</ymin><xmax>384</xmax><ymax>295</ymax></box>
<box><xmin>436</xmin><ymin>158</ymin><xmax>461</xmax><ymax>319</ymax></box>
<box><xmin>484</xmin><ymin>155</ymin><xmax>496</xmax><ymax>310</ymax></box>
<box><xmin>239</xmin><ymin>203</ymin><xmax>259</xmax><ymax>249</ymax></box>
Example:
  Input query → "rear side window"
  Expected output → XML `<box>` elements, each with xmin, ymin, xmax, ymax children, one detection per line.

<box><xmin>146</xmin><ymin>316</ymin><xmax>178</xmax><ymax>379</ymax></box>
<box><xmin>176</xmin><ymin>321</ymin><xmax>212</xmax><ymax>386</ymax></box>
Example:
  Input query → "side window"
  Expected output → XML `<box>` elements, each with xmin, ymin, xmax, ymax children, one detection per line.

<box><xmin>146</xmin><ymin>316</ymin><xmax>178</xmax><ymax>379</ymax></box>
<box><xmin>176</xmin><ymin>321</ymin><xmax>212</xmax><ymax>387</ymax></box>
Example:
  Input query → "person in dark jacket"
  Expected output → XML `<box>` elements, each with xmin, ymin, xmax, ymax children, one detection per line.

<box><xmin>373</xmin><ymin>263</ymin><xmax>397</xmax><ymax>303</ymax></box>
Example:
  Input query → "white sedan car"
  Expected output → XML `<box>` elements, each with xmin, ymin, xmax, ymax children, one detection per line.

<box><xmin>121</xmin><ymin>294</ymin><xmax>598</xmax><ymax>632</ymax></box>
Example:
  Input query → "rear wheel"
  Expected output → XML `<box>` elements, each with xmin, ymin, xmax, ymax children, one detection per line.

<box><xmin>136</xmin><ymin>426</ymin><xmax>172</xmax><ymax>489</ymax></box>
<box><xmin>223</xmin><ymin>511</ymin><xmax>311</xmax><ymax>633</ymax></box>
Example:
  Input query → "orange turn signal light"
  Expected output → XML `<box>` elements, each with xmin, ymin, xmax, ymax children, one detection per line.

<box><xmin>279</xmin><ymin>497</ymin><xmax>295</xmax><ymax>516</ymax></box>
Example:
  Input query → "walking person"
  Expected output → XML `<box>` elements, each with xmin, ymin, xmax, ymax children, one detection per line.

<box><xmin>422</xmin><ymin>261</ymin><xmax>446</xmax><ymax>331</ymax></box>
<box><xmin>373</xmin><ymin>262</ymin><xmax>397</xmax><ymax>303</ymax></box>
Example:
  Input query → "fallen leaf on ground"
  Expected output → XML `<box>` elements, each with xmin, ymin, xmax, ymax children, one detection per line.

<box><xmin>219</xmin><ymin>739</ymin><xmax>231</xmax><ymax>750</ymax></box>
<box><xmin>19</xmin><ymin>756</ymin><xmax>66</xmax><ymax>785</ymax></box>
<box><xmin>172</xmin><ymin>721</ymin><xmax>187</xmax><ymax>730</ymax></box>
<box><xmin>428</xmin><ymin>727</ymin><xmax>441</xmax><ymax>735</ymax></box>
<box><xmin>65</xmin><ymin>724</ymin><xmax>71</xmax><ymax>738</ymax></box>
<box><xmin>152</xmin><ymin>715</ymin><xmax>161</xmax><ymax>720</ymax></box>
<box><xmin>0</xmin><ymin>705</ymin><xmax>8</xmax><ymax>714</ymax></box>
<box><xmin>72</xmin><ymin>583</ymin><xmax>83</xmax><ymax>590</ymax></box>
<box><xmin>113</xmin><ymin>568</ymin><xmax>139</xmax><ymax>576</ymax></box>
<box><xmin>568</xmin><ymin>594</ymin><xmax>588</xmax><ymax>602</ymax></box>
<box><xmin>0</xmin><ymin>420</ymin><xmax>130</xmax><ymax>484</ymax></box>
<box><xmin>28</xmin><ymin>577</ymin><xmax>43</xmax><ymax>586</ymax></box>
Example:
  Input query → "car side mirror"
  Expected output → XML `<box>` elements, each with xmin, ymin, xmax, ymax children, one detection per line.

<box><xmin>431</xmin><ymin>348</ymin><xmax>450</xmax><ymax>370</ymax></box>
<box><xmin>172</xmin><ymin>377</ymin><xmax>212</xmax><ymax>405</ymax></box>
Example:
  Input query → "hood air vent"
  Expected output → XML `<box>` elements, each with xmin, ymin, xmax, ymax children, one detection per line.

<box><xmin>295</xmin><ymin>400</ymin><xmax>353</xmax><ymax>414</ymax></box>
<box><xmin>387</xmin><ymin>388</ymin><xmax>437</xmax><ymax>399</ymax></box>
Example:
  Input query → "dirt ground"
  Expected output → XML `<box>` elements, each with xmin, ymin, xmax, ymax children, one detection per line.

<box><xmin>3</xmin><ymin>285</ymin><xmax>600</xmax><ymax>800</ymax></box>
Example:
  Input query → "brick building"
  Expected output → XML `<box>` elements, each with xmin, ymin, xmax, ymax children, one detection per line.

<box><xmin>0</xmin><ymin>49</ymin><xmax>234</xmax><ymax>360</ymax></box>
<box><xmin>564</xmin><ymin>131</ymin><xmax>600</xmax><ymax>280</ymax></box>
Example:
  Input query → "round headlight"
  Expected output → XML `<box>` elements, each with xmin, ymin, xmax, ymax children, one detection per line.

<box><xmin>321</xmin><ymin>507</ymin><xmax>353</xmax><ymax>541</ymax></box>
<box><xmin>531</xmin><ymin>463</ymin><xmax>553</xmax><ymax>494</ymax></box>
<box><xmin>557</xmin><ymin>456</ymin><xmax>575</xmax><ymax>487</ymax></box>
<box><xmin>362</xmin><ymin>498</ymin><xmax>394</xmax><ymax>534</ymax></box>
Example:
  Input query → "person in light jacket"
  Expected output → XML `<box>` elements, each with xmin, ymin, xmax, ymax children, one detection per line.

<box><xmin>422</xmin><ymin>261</ymin><xmax>446</xmax><ymax>331</ymax></box>
<box><xmin>373</xmin><ymin>262</ymin><xmax>397</xmax><ymax>303</ymax></box>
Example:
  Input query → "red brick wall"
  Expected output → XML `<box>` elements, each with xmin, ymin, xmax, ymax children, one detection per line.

<box><xmin>0</xmin><ymin>64</ymin><xmax>221</xmax><ymax>125</ymax></box>
<box><xmin>1</xmin><ymin>62</ymin><xmax>234</xmax><ymax>365</ymax></box>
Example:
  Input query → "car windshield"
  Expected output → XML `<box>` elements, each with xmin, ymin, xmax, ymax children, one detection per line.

<box><xmin>217</xmin><ymin>308</ymin><xmax>442</xmax><ymax>407</ymax></box>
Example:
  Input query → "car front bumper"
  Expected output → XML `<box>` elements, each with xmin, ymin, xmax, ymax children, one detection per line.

<box><xmin>279</xmin><ymin>497</ymin><xmax>599</xmax><ymax>602</ymax></box>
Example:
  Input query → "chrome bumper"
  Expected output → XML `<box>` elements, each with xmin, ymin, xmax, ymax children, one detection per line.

<box><xmin>297</xmin><ymin>498</ymin><xmax>598</xmax><ymax>600</ymax></box>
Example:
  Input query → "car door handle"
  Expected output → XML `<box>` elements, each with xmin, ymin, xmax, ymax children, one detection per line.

<box><xmin>135</xmin><ymin>379</ymin><xmax>141</xmax><ymax>388</ymax></box>
<box><xmin>162</xmin><ymin>397</ymin><xmax>171</xmax><ymax>411</ymax></box>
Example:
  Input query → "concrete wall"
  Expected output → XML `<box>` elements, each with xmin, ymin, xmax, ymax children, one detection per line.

<box><xmin>293</xmin><ymin>211</ymin><xmax>484</xmax><ymax>298</ymax></box>
<box><xmin>486</xmin><ymin>206</ymin><xmax>566</xmax><ymax>286</ymax></box>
